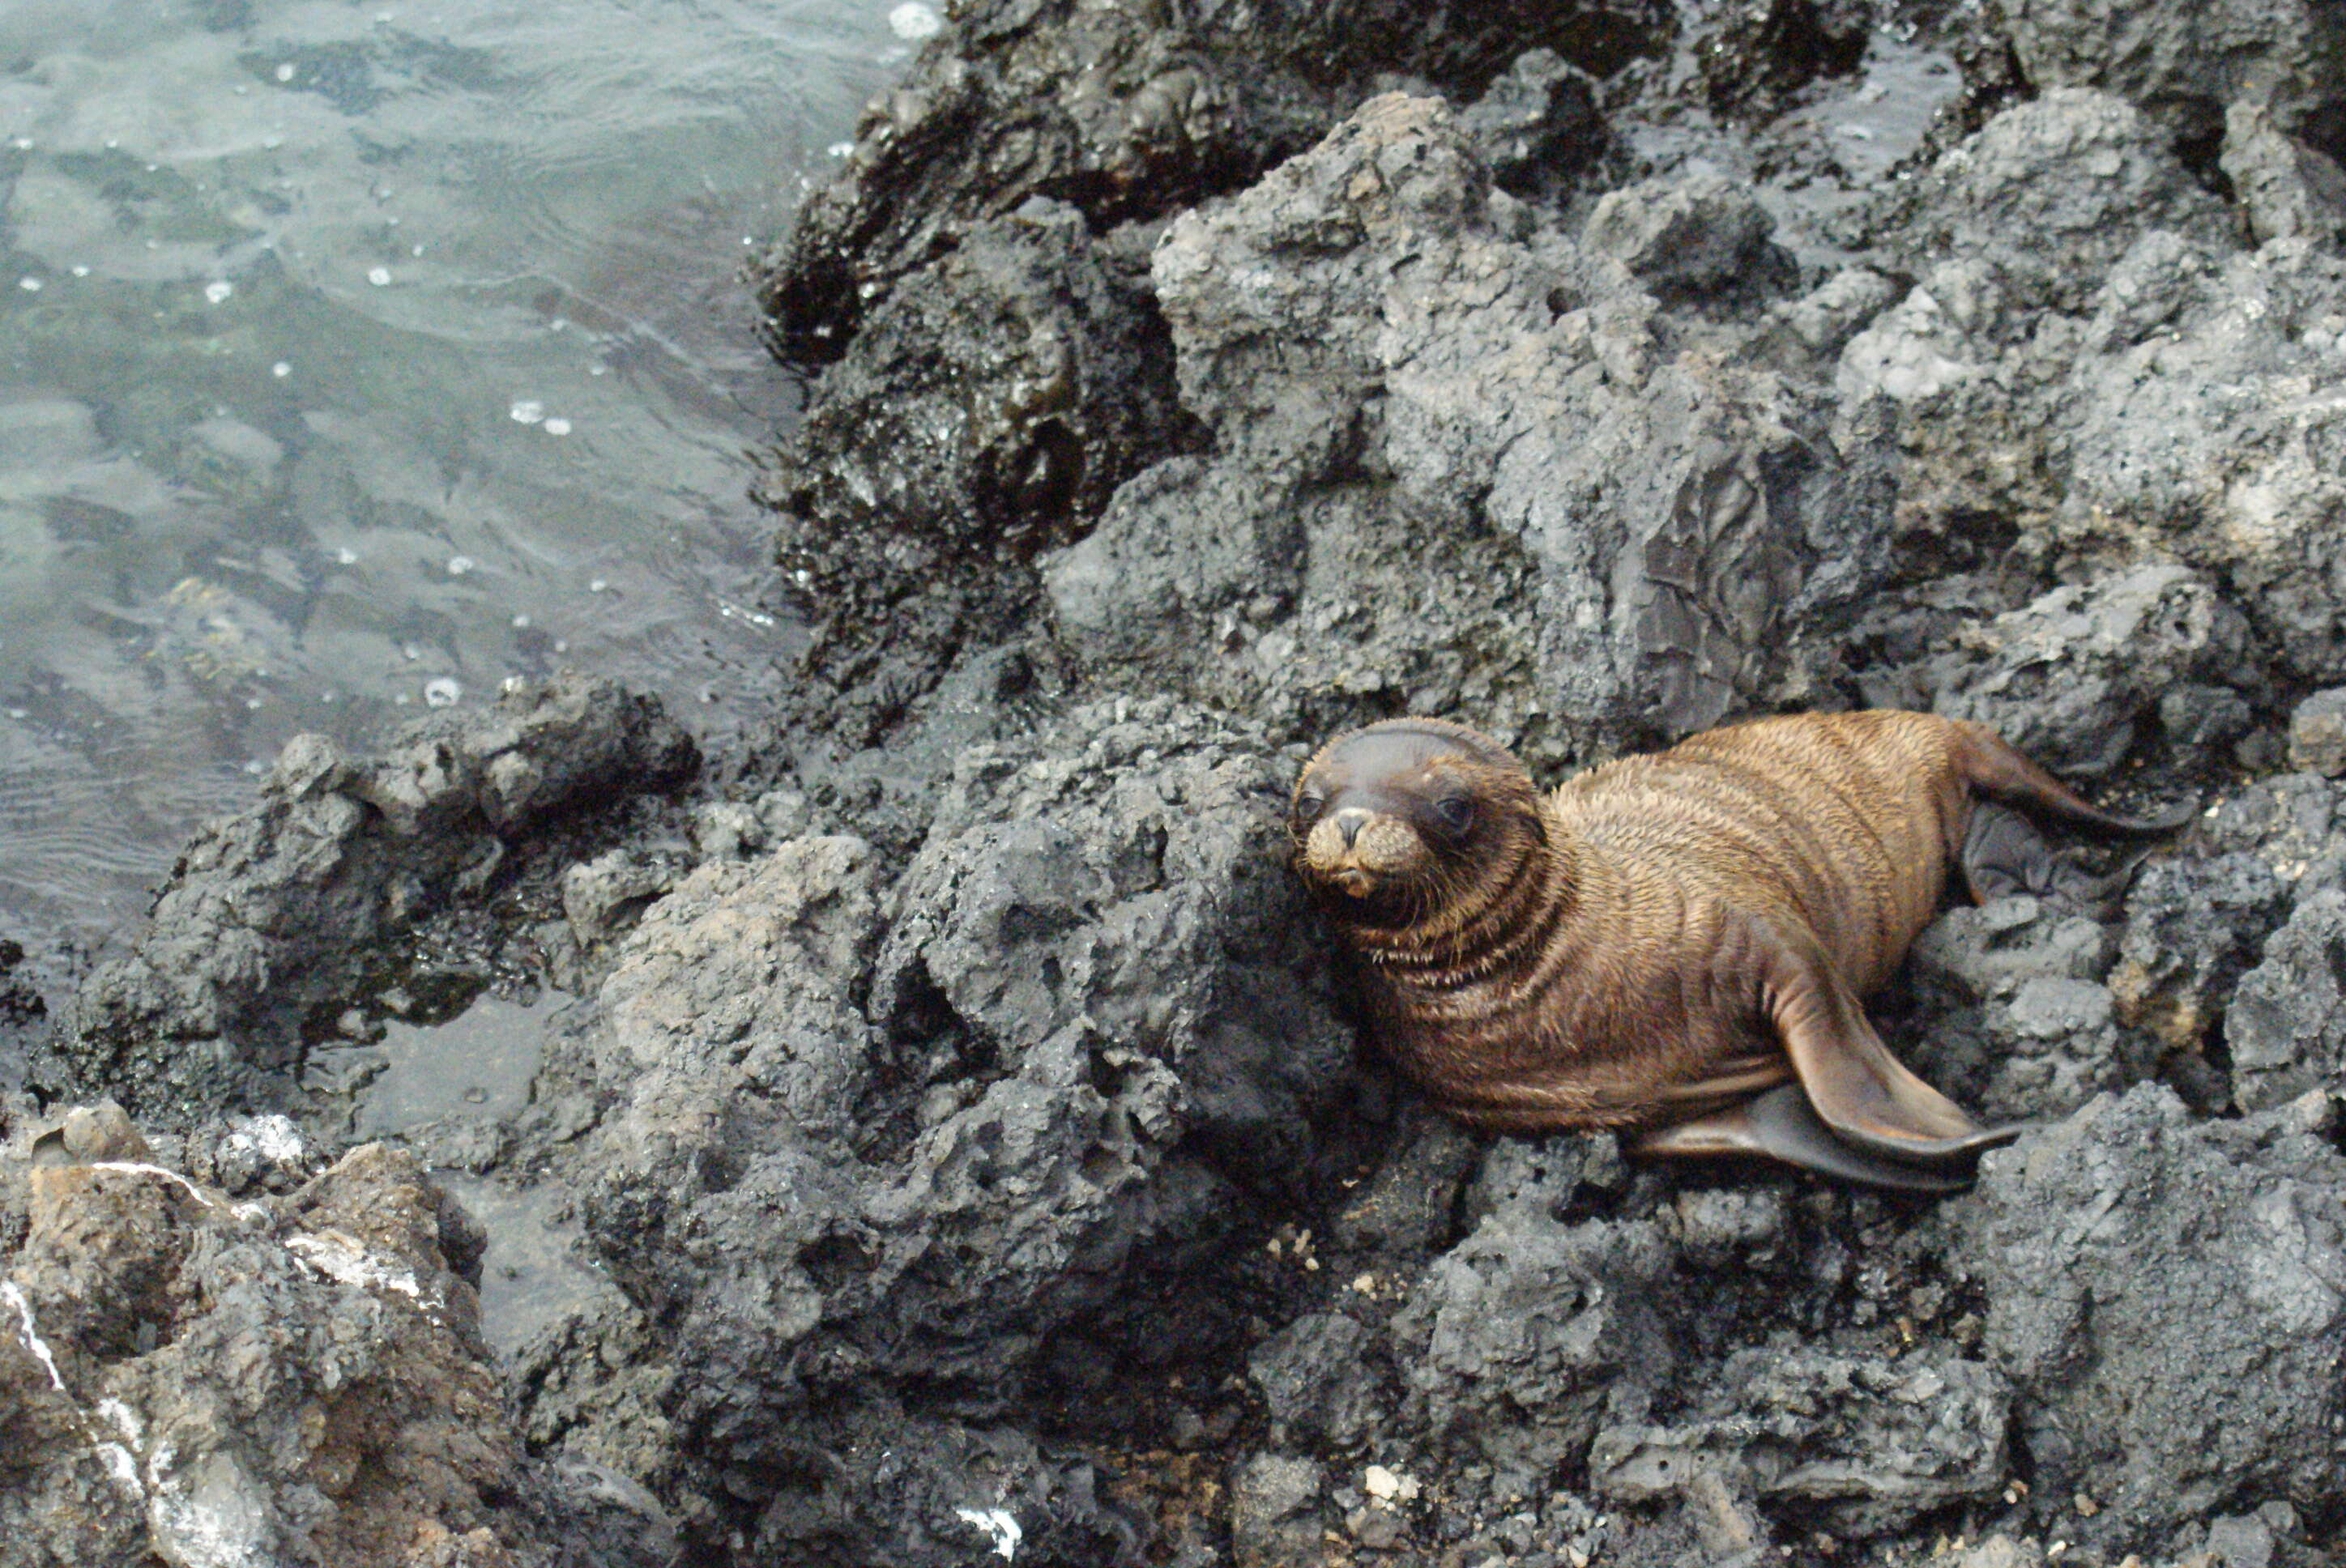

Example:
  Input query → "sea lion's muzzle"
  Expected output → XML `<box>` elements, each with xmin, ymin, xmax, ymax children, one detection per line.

<box><xmin>1302</xmin><ymin>812</ymin><xmax>1432</xmax><ymax>897</ymax></box>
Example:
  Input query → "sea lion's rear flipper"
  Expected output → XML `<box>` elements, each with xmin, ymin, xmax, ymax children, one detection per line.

<box><xmin>1633</xmin><ymin>1087</ymin><xmax>1973</xmax><ymax>1193</ymax></box>
<box><xmin>1767</xmin><ymin>944</ymin><xmax>2024</xmax><ymax>1164</ymax></box>
<box><xmin>1951</xmin><ymin>722</ymin><xmax>2195</xmax><ymax>837</ymax></box>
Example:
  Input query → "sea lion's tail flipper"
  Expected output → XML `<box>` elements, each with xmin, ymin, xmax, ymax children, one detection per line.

<box><xmin>1767</xmin><ymin>944</ymin><xmax>2025</xmax><ymax>1165</ymax></box>
<box><xmin>1633</xmin><ymin>1087</ymin><xmax>1975</xmax><ymax>1193</ymax></box>
<box><xmin>1951</xmin><ymin>721</ymin><xmax>2196</xmax><ymax>837</ymax></box>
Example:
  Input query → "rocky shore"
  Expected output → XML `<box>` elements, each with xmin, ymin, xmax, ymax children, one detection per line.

<box><xmin>6</xmin><ymin>0</ymin><xmax>2346</xmax><ymax>1563</ymax></box>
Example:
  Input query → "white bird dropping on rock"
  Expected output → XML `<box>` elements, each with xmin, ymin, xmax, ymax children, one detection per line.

<box><xmin>367</xmin><ymin>266</ymin><xmax>391</xmax><ymax>286</ymax></box>
<box><xmin>204</xmin><ymin>280</ymin><xmax>233</xmax><ymax>304</ymax></box>
<box><xmin>423</xmin><ymin>677</ymin><xmax>461</xmax><ymax>708</ymax></box>
<box><xmin>509</xmin><ymin>399</ymin><xmax>544</xmax><ymax>424</ymax></box>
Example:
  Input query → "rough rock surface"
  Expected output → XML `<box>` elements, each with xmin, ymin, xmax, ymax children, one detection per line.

<box><xmin>53</xmin><ymin>675</ymin><xmax>697</xmax><ymax>1122</ymax></box>
<box><xmin>0</xmin><ymin>1129</ymin><xmax>667</xmax><ymax>1567</ymax></box>
<box><xmin>28</xmin><ymin>0</ymin><xmax>2346</xmax><ymax>1562</ymax></box>
<box><xmin>1949</xmin><ymin>1087</ymin><xmax>2346</xmax><ymax>1543</ymax></box>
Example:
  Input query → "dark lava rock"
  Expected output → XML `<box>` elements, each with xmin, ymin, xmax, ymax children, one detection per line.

<box><xmin>761</xmin><ymin>198</ymin><xmax>1194</xmax><ymax>742</ymax></box>
<box><xmin>0</xmin><ymin>1132</ymin><xmax>665</xmax><ymax>1567</ymax></box>
<box><xmin>1923</xmin><ymin>563</ymin><xmax>2250</xmax><ymax>778</ymax></box>
<box><xmin>53</xmin><ymin>675</ymin><xmax>696</xmax><ymax>1122</ymax></box>
<box><xmin>1948</xmin><ymin>1086</ymin><xmax>2346</xmax><ymax>1548</ymax></box>
<box><xmin>1047</xmin><ymin>94</ymin><xmax>1890</xmax><ymax>758</ymax></box>
<box><xmin>2109</xmin><ymin>773</ymin><xmax>2346</xmax><ymax>1106</ymax></box>
<box><xmin>555</xmin><ymin>695</ymin><xmax>1359</xmax><ymax>1563</ymax></box>
<box><xmin>1589</xmin><ymin>1344</ymin><xmax>2010</xmax><ymax>1533</ymax></box>
<box><xmin>2227</xmin><ymin>887</ymin><xmax>2346</xmax><ymax>1112</ymax></box>
<box><xmin>1996</xmin><ymin>0</ymin><xmax>2346</xmax><ymax>155</ymax></box>
<box><xmin>749</xmin><ymin>0</ymin><xmax>1674</xmax><ymax>363</ymax></box>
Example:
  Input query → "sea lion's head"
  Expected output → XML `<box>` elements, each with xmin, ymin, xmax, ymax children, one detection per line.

<box><xmin>1290</xmin><ymin>718</ymin><xmax>1544</xmax><ymax>920</ymax></box>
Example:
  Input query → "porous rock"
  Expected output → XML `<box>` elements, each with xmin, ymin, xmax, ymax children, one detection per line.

<box><xmin>1997</xmin><ymin>0</ymin><xmax>2346</xmax><ymax>151</ymax></box>
<box><xmin>0</xmin><ymin>1138</ymin><xmax>663</xmax><ymax>1567</ymax></box>
<box><xmin>1589</xmin><ymin>1344</ymin><xmax>2010</xmax><ymax>1532</ymax></box>
<box><xmin>57</xmin><ymin>675</ymin><xmax>696</xmax><ymax>1121</ymax></box>
<box><xmin>1948</xmin><ymin>1086</ymin><xmax>2346</xmax><ymax>1545</ymax></box>
<box><xmin>1047</xmin><ymin>94</ymin><xmax>1891</xmax><ymax>756</ymax></box>
<box><xmin>750</xmin><ymin>0</ymin><xmax>1673</xmax><ymax>360</ymax></box>
<box><xmin>1924</xmin><ymin>563</ymin><xmax>2250</xmax><ymax>777</ymax></box>
<box><xmin>761</xmin><ymin>200</ymin><xmax>1194</xmax><ymax>739</ymax></box>
<box><xmin>562</xmin><ymin>696</ymin><xmax>1357</xmax><ymax>1562</ymax></box>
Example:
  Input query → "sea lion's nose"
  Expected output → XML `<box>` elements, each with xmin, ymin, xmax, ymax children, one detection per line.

<box><xmin>1334</xmin><ymin>808</ymin><xmax>1371</xmax><ymax>848</ymax></box>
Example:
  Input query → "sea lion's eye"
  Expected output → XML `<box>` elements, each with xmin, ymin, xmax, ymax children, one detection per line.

<box><xmin>1292</xmin><ymin>791</ymin><xmax>1325</xmax><ymax>827</ymax></box>
<box><xmin>1429</xmin><ymin>794</ymin><xmax>1475</xmax><ymax>836</ymax></box>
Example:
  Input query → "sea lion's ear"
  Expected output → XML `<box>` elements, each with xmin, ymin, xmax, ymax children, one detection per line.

<box><xmin>1764</xmin><ymin>941</ymin><xmax>2024</xmax><ymax>1165</ymax></box>
<box><xmin>1632</xmin><ymin>1087</ymin><xmax>1975</xmax><ymax>1193</ymax></box>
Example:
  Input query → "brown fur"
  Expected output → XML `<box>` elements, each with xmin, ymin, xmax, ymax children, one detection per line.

<box><xmin>1290</xmin><ymin>710</ymin><xmax>2137</xmax><ymax>1136</ymax></box>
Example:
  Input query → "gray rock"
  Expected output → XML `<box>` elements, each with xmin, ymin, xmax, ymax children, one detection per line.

<box><xmin>56</xmin><ymin>675</ymin><xmax>696</xmax><ymax>1121</ymax></box>
<box><xmin>1998</xmin><ymin>0</ymin><xmax>2346</xmax><ymax>151</ymax></box>
<box><xmin>1949</xmin><ymin>1086</ymin><xmax>2346</xmax><ymax>1545</ymax></box>
<box><xmin>1926</xmin><ymin>563</ymin><xmax>2248</xmax><ymax>777</ymax></box>
<box><xmin>750</xmin><ymin>0</ymin><xmax>1673</xmax><ymax>359</ymax></box>
<box><xmin>1896</xmin><ymin>89</ymin><xmax>2230</xmax><ymax>317</ymax></box>
<box><xmin>1249</xmin><ymin>1311</ymin><xmax>1388</xmax><ymax>1449</ymax></box>
<box><xmin>1581</xmin><ymin>170</ymin><xmax>1785</xmax><ymax>301</ymax></box>
<box><xmin>2227</xmin><ymin>888</ymin><xmax>2346</xmax><ymax>1110</ymax></box>
<box><xmin>1589</xmin><ymin>1346</ymin><xmax>2010</xmax><ymax>1532</ymax></box>
<box><xmin>1391</xmin><ymin>1171</ymin><xmax>1673</xmax><ymax>1477</ymax></box>
<box><xmin>0</xmin><ymin>1140</ymin><xmax>661</xmax><ymax>1566</ymax></box>
<box><xmin>1231</xmin><ymin>1453</ymin><xmax>1324</xmax><ymax>1568</ymax></box>
<box><xmin>1050</xmin><ymin>94</ymin><xmax>1891</xmax><ymax>755</ymax></box>
<box><xmin>2287</xmin><ymin>686</ymin><xmax>2346</xmax><ymax>776</ymax></box>
<box><xmin>1910</xmin><ymin>897</ymin><xmax>2133</xmax><ymax>1122</ymax></box>
<box><xmin>2223</xmin><ymin>100</ymin><xmax>2346</xmax><ymax>248</ymax></box>
<box><xmin>560</xmin><ymin>850</ymin><xmax>680</xmax><ymax>948</ymax></box>
<box><xmin>563</xmin><ymin>697</ymin><xmax>1357</xmax><ymax>1563</ymax></box>
<box><xmin>761</xmin><ymin>200</ymin><xmax>1193</xmax><ymax>740</ymax></box>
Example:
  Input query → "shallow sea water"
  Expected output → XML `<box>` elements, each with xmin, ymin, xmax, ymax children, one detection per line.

<box><xmin>0</xmin><ymin>0</ymin><xmax>910</xmax><ymax>943</ymax></box>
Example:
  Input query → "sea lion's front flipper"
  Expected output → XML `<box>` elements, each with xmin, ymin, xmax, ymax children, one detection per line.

<box><xmin>1766</xmin><ymin>943</ymin><xmax>2023</xmax><ymax>1164</ymax></box>
<box><xmin>1634</xmin><ymin>1087</ymin><xmax>1973</xmax><ymax>1193</ymax></box>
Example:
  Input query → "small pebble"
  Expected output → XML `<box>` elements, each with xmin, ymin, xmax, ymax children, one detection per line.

<box><xmin>423</xmin><ymin>677</ymin><xmax>461</xmax><ymax>708</ymax></box>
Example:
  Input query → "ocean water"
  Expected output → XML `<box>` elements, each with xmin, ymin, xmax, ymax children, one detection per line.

<box><xmin>0</xmin><ymin>0</ymin><xmax>912</xmax><ymax>943</ymax></box>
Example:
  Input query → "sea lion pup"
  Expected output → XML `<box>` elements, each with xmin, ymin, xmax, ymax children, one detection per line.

<box><xmin>1290</xmin><ymin>710</ymin><xmax>2182</xmax><ymax>1191</ymax></box>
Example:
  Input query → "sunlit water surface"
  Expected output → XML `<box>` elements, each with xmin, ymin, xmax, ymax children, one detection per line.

<box><xmin>1</xmin><ymin>0</ymin><xmax>913</xmax><ymax>944</ymax></box>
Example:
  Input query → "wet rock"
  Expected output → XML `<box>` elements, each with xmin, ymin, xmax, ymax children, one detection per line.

<box><xmin>1589</xmin><ymin>1345</ymin><xmax>2010</xmax><ymax>1532</ymax></box>
<box><xmin>1048</xmin><ymin>95</ymin><xmax>1890</xmax><ymax>755</ymax></box>
<box><xmin>0</xmin><ymin>1140</ymin><xmax>659</xmax><ymax>1566</ymax></box>
<box><xmin>2286</xmin><ymin>686</ymin><xmax>2346</xmax><ymax>776</ymax></box>
<box><xmin>55</xmin><ymin>675</ymin><xmax>695</xmax><ymax>1121</ymax></box>
<box><xmin>751</xmin><ymin>0</ymin><xmax>1674</xmax><ymax>361</ymax></box>
<box><xmin>761</xmin><ymin>200</ymin><xmax>1193</xmax><ymax>739</ymax></box>
<box><xmin>1948</xmin><ymin>1086</ymin><xmax>2346</xmax><ymax>1546</ymax></box>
